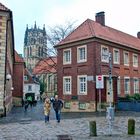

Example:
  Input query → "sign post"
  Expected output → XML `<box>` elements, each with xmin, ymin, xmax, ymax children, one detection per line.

<box><xmin>96</xmin><ymin>75</ymin><xmax>104</xmax><ymax>111</ymax></box>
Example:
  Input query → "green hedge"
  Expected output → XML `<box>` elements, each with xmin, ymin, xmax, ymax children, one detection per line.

<box><xmin>119</xmin><ymin>94</ymin><xmax>140</xmax><ymax>102</ymax></box>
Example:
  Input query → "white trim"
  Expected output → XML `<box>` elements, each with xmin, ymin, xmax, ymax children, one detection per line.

<box><xmin>63</xmin><ymin>76</ymin><xmax>72</xmax><ymax>95</ymax></box>
<box><xmin>113</xmin><ymin>48</ymin><xmax>120</xmax><ymax>64</ymax></box>
<box><xmin>133</xmin><ymin>53</ymin><xmax>138</xmax><ymax>67</ymax></box>
<box><xmin>77</xmin><ymin>45</ymin><xmax>87</xmax><ymax>63</ymax></box>
<box><xmin>124</xmin><ymin>77</ymin><xmax>130</xmax><ymax>94</ymax></box>
<box><xmin>133</xmin><ymin>77</ymin><xmax>139</xmax><ymax>94</ymax></box>
<box><xmin>77</xmin><ymin>75</ymin><xmax>87</xmax><ymax>95</ymax></box>
<box><xmin>123</xmin><ymin>51</ymin><xmax>129</xmax><ymax>66</ymax></box>
<box><xmin>101</xmin><ymin>45</ymin><xmax>109</xmax><ymax>63</ymax></box>
<box><xmin>63</xmin><ymin>48</ymin><xmax>71</xmax><ymax>65</ymax></box>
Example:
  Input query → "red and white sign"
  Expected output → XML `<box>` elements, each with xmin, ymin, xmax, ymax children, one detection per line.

<box><xmin>96</xmin><ymin>75</ymin><xmax>104</xmax><ymax>89</ymax></box>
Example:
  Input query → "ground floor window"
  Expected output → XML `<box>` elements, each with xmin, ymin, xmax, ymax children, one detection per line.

<box><xmin>134</xmin><ymin>78</ymin><xmax>139</xmax><ymax>94</ymax></box>
<box><xmin>124</xmin><ymin>77</ymin><xmax>130</xmax><ymax>94</ymax></box>
<box><xmin>63</xmin><ymin>76</ymin><xmax>72</xmax><ymax>95</ymax></box>
<box><xmin>78</xmin><ymin>75</ymin><xmax>87</xmax><ymax>95</ymax></box>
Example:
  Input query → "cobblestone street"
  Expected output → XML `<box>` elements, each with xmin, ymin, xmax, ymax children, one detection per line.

<box><xmin>0</xmin><ymin>102</ymin><xmax>140</xmax><ymax>140</ymax></box>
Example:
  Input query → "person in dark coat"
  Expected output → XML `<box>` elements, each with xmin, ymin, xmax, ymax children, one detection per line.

<box><xmin>24</xmin><ymin>100</ymin><xmax>29</xmax><ymax>112</ymax></box>
<box><xmin>53</xmin><ymin>95</ymin><xmax>63</xmax><ymax>123</ymax></box>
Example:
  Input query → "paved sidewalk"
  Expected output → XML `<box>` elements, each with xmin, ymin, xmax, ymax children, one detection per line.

<box><xmin>0</xmin><ymin>115</ymin><xmax>140</xmax><ymax>140</ymax></box>
<box><xmin>0</xmin><ymin>102</ymin><xmax>140</xmax><ymax>139</ymax></box>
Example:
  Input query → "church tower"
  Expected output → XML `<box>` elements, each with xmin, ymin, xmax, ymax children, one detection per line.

<box><xmin>24</xmin><ymin>22</ymin><xmax>47</xmax><ymax>72</ymax></box>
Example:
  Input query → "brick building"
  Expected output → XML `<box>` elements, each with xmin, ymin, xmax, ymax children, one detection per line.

<box><xmin>0</xmin><ymin>3</ymin><xmax>15</xmax><ymax>116</ymax></box>
<box><xmin>55</xmin><ymin>12</ymin><xmax>140</xmax><ymax>112</ymax></box>
<box><xmin>13</xmin><ymin>51</ymin><xmax>25</xmax><ymax>106</ymax></box>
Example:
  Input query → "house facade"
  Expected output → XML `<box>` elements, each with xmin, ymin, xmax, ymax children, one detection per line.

<box><xmin>23</xmin><ymin>68</ymin><xmax>40</xmax><ymax>101</ymax></box>
<box><xmin>55</xmin><ymin>12</ymin><xmax>140</xmax><ymax>112</ymax></box>
<box><xmin>0</xmin><ymin>3</ymin><xmax>15</xmax><ymax>116</ymax></box>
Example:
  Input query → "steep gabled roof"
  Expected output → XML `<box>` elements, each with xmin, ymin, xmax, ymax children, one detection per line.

<box><xmin>15</xmin><ymin>51</ymin><xmax>24</xmax><ymax>63</ymax></box>
<box><xmin>32</xmin><ymin>57</ymin><xmax>57</xmax><ymax>75</ymax></box>
<box><xmin>56</xmin><ymin>19</ymin><xmax>140</xmax><ymax>50</ymax></box>
<box><xmin>0</xmin><ymin>3</ymin><xmax>10</xmax><ymax>11</ymax></box>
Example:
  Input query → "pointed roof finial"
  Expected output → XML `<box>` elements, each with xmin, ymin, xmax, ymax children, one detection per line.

<box><xmin>34</xmin><ymin>21</ymin><xmax>37</xmax><ymax>29</ymax></box>
<box><xmin>26</xmin><ymin>24</ymin><xmax>28</xmax><ymax>29</ymax></box>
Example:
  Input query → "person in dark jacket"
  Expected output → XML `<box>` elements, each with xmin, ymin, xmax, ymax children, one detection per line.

<box><xmin>53</xmin><ymin>95</ymin><xmax>63</xmax><ymax>123</ymax></box>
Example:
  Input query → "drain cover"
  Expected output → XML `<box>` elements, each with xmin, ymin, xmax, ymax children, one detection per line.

<box><xmin>57</xmin><ymin>135</ymin><xmax>72</xmax><ymax>140</ymax></box>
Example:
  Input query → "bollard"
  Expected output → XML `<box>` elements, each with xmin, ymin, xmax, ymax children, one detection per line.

<box><xmin>89</xmin><ymin>121</ymin><xmax>97</xmax><ymax>136</ymax></box>
<box><xmin>128</xmin><ymin>119</ymin><xmax>135</xmax><ymax>135</ymax></box>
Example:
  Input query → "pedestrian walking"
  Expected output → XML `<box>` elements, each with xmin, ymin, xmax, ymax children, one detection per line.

<box><xmin>44</xmin><ymin>97</ymin><xmax>51</xmax><ymax>123</ymax></box>
<box><xmin>53</xmin><ymin>95</ymin><xmax>63</xmax><ymax>123</ymax></box>
<box><xmin>24</xmin><ymin>100</ymin><xmax>29</xmax><ymax>112</ymax></box>
<box><xmin>27</xmin><ymin>96</ymin><xmax>33</xmax><ymax>107</ymax></box>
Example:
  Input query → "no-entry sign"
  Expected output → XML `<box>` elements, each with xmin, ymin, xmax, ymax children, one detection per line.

<box><xmin>96</xmin><ymin>75</ymin><xmax>104</xmax><ymax>89</ymax></box>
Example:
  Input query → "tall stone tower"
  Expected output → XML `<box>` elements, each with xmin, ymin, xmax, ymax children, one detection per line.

<box><xmin>24</xmin><ymin>22</ymin><xmax>47</xmax><ymax>72</ymax></box>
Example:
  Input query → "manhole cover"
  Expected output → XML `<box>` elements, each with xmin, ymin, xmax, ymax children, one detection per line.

<box><xmin>57</xmin><ymin>135</ymin><xmax>72</xmax><ymax>140</ymax></box>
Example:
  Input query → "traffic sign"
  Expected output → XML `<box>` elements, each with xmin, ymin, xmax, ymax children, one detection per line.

<box><xmin>96</xmin><ymin>75</ymin><xmax>104</xmax><ymax>89</ymax></box>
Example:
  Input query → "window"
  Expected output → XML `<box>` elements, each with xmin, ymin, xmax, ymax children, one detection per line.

<box><xmin>78</xmin><ymin>75</ymin><xmax>87</xmax><ymax>95</ymax></box>
<box><xmin>48</xmin><ymin>75</ymin><xmax>54</xmax><ymax>91</ymax></box>
<box><xmin>113</xmin><ymin>49</ymin><xmax>120</xmax><ymax>64</ymax></box>
<box><xmin>134</xmin><ymin>78</ymin><xmax>139</xmax><ymax>94</ymax></box>
<box><xmin>124</xmin><ymin>77</ymin><xmax>130</xmax><ymax>94</ymax></box>
<box><xmin>124</xmin><ymin>51</ymin><xmax>129</xmax><ymax>66</ymax></box>
<box><xmin>101</xmin><ymin>46</ymin><xmax>109</xmax><ymax>62</ymax></box>
<box><xmin>63</xmin><ymin>76</ymin><xmax>71</xmax><ymax>94</ymax></box>
<box><xmin>63</xmin><ymin>49</ymin><xmax>71</xmax><ymax>64</ymax></box>
<box><xmin>117</xmin><ymin>77</ymin><xmax>120</xmax><ymax>95</ymax></box>
<box><xmin>77</xmin><ymin>45</ymin><xmax>87</xmax><ymax>63</ymax></box>
<box><xmin>28</xmin><ymin>85</ymin><xmax>32</xmax><ymax>91</ymax></box>
<box><xmin>133</xmin><ymin>54</ymin><xmax>138</xmax><ymax>67</ymax></box>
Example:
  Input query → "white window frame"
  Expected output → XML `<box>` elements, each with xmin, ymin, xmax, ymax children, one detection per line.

<box><xmin>134</xmin><ymin>78</ymin><xmax>139</xmax><ymax>94</ymax></box>
<box><xmin>124</xmin><ymin>51</ymin><xmax>129</xmax><ymax>66</ymax></box>
<box><xmin>101</xmin><ymin>45</ymin><xmax>109</xmax><ymax>63</ymax></box>
<box><xmin>77</xmin><ymin>75</ymin><xmax>87</xmax><ymax>95</ymax></box>
<box><xmin>133</xmin><ymin>54</ymin><xmax>138</xmax><ymax>67</ymax></box>
<box><xmin>77</xmin><ymin>45</ymin><xmax>87</xmax><ymax>63</ymax></box>
<box><xmin>113</xmin><ymin>48</ymin><xmax>120</xmax><ymax>64</ymax></box>
<box><xmin>63</xmin><ymin>48</ymin><xmax>71</xmax><ymax>64</ymax></box>
<box><xmin>63</xmin><ymin>76</ymin><xmax>72</xmax><ymax>95</ymax></box>
<box><xmin>124</xmin><ymin>77</ymin><xmax>130</xmax><ymax>94</ymax></box>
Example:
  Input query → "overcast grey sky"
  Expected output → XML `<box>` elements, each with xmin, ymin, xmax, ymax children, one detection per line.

<box><xmin>1</xmin><ymin>0</ymin><xmax>140</xmax><ymax>54</ymax></box>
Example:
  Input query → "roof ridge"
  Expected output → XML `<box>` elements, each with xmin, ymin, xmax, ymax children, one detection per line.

<box><xmin>106</xmin><ymin>25</ymin><xmax>138</xmax><ymax>40</ymax></box>
<box><xmin>87</xmin><ymin>19</ymin><xmax>96</xmax><ymax>36</ymax></box>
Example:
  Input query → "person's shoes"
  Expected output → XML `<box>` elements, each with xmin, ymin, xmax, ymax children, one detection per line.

<box><xmin>57</xmin><ymin>120</ymin><xmax>60</xmax><ymax>123</ymax></box>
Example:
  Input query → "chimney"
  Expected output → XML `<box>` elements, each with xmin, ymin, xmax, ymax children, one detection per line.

<box><xmin>95</xmin><ymin>11</ymin><xmax>105</xmax><ymax>26</ymax></box>
<box><xmin>137</xmin><ymin>32</ymin><xmax>140</xmax><ymax>39</ymax></box>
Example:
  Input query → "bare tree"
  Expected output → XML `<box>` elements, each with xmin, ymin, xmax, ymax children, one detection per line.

<box><xmin>46</xmin><ymin>20</ymin><xmax>77</xmax><ymax>47</ymax></box>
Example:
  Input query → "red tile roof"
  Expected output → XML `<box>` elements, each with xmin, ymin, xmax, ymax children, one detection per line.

<box><xmin>24</xmin><ymin>68</ymin><xmax>36</xmax><ymax>84</ymax></box>
<box><xmin>32</xmin><ymin>57</ymin><xmax>57</xmax><ymax>75</ymax></box>
<box><xmin>15</xmin><ymin>51</ymin><xmax>24</xmax><ymax>63</ymax></box>
<box><xmin>56</xmin><ymin>19</ymin><xmax>140</xmax><ymax>50</ymax></box>
<box><xmin>0</xmin><ymin>3</ymin><xmax>10</xmax><ymax>11</ymax></box>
